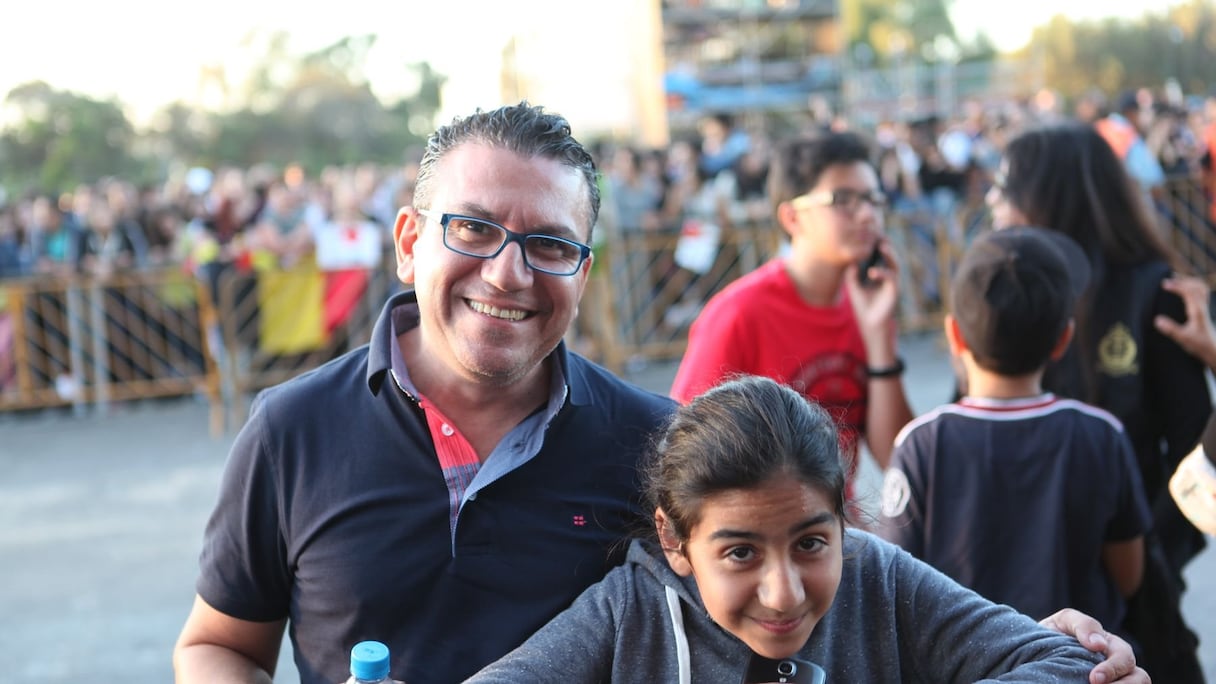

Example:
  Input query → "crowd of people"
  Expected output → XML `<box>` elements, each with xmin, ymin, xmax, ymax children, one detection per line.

<box><xmin>3</xmin><ymin>84</ymin><xmax>1215</xmax><ymax>292</ymax></box>
<box><xmin>0</xmin><ymin>162</ymin><xmax>415</xmax><ymax>285</ymax></box>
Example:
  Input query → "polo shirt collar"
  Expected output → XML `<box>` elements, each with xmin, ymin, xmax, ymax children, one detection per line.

<box><xmin>365</xmin><ymin>289</ymin><xmax>590</xmax><ymax>408</ymax></box>
<box><xmin>366</xmin><ymin>290</ymin><xmax>415</xmax><ymax>394</ymax></box>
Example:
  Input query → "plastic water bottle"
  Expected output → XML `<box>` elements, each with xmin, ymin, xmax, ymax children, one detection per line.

<box><xmin>346</xmin><ymin>640</ymin><xmax>391</xmax><ymax>684</ymax></box>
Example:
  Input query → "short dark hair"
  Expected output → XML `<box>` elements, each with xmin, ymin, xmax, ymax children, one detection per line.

<box><xmin>412</xmin><ymin>101</ymin><xmax>600</xmax><ymax>234</ymax></box>
<box><xmin>767</xmin><ymin>131</ymin><xmax>875</xmax><ymax>207</ymax></box>
<box><xmin>643</xmin><ymin>375</ymin><xmax>847</xmax><ymax>543</ymax></box>
<box><xmin>952</xmin><ymin>227</ymin><xmax>1090</xmax><ymax>376</ymax></box>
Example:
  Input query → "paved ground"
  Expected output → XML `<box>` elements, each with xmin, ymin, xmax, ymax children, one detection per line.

<box><xmin>0</xmin><ymin>330</ymin><xmax>1212</xmax><ymax>682</ymax></box>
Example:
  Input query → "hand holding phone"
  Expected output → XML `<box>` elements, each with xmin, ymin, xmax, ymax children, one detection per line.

<box><xmin>857</xmin><ymin>243</ymin><xmax>887</xmax><ymax>289</ymax></box>
<box><xmin>742</xmin><ymin>654</ymin><xmax>827</xmax><ymax>684</ymax></box>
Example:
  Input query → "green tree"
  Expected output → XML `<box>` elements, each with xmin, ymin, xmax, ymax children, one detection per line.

<box><xmin>1017</xmin><ymin>0</ymin><xmax>1216</xmax><ymax>103</ymax></box>
<box><xmin>0</xmin><ymin>81</ymin><xmax>139</xmax><ymax>194</ymax></box>
<box><xmin>842</xmin><ymin>0</ymin><xmax>959</xmax><ymax>64</ymax></box>
<box><xmin>0</xmin><ymin>32</ymin><xmax>448</xmax><ymax>194</ymax></box>
<box><xmin>200</xmin><ymin>32</ymin><xmax>441</xmax><ymax>172</ymax></box>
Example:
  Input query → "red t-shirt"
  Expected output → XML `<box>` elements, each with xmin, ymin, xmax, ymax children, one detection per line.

<box><xmin>671</xmin><ymin>259</ymin><xmax>868</xmax><ymax>468</ymax></box>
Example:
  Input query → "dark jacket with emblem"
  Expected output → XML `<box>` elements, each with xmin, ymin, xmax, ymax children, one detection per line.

<box><xmin>1043</xmin><ymin>257</ymin><xmax>1209</xmax><ymax>678</ymax></box>
<box><xmin>1045</xmin><ymin>259</ymin><xmax>1209</xmax><ymax>548</ymax></box>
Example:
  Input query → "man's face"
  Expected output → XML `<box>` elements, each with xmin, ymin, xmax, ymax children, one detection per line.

<box><xmin>783</xmin><ymin>161</ymin><xmax>884</xmax><ymax>268</ymax></box>
<box><xmin>394</xmin><ymin>143</ymin><xmax>592</xmax><ymax>386</ymax></box>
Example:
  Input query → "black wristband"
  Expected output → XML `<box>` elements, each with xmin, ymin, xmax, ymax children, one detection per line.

<box><xmin>867</xmin><ymin>356</ymin><xmax>905</xmax><ymax>378</ymax></box>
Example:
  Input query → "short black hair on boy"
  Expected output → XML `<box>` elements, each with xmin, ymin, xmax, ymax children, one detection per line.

<box><xmin>951</xmin><ymin>226</ymin><xmax>1091</xmax><ymax>376</ymax></box>
<box><xmin>767</xmin><ymin>131</ymin><xmax>875</xmax><ymax>207</ymax></box>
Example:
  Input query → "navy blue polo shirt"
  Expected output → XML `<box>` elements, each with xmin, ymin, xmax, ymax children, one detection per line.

<box><xmin>197</xmin><ymin>290</ymin><xmax>677</xmax><ymax>684</ymax></box>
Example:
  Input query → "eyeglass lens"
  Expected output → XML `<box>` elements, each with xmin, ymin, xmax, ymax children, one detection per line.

<box><xmin>445</xmin><ymin>216</ymin><xmax>585</xmax><ymax>274</ymax></box>
<box><xmin>831</xmin><ymin>189</ymin><xmax>886</xmax><ymax>211</ymax></box>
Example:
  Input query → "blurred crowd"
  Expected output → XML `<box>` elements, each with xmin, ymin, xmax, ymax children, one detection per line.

<box><xmin>0</xmin><ymin>160</ymin><xmax>419</xmax><ymax>289</ymax></box>
<box><xmin>2</xmin><ymin>83</ymin><xmax>1215</xmax><ymax>294</ymax></box>
<box><xmin>611</xmin><ymin>88</ymin><xmax>1212</xmax><ymax>232</ymax></box>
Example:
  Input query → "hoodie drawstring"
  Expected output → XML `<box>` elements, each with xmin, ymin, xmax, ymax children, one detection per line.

<box><xmin>664</xmin><ymin>585</ymin><xmax>692</xmax><ymax>684</ymax></box>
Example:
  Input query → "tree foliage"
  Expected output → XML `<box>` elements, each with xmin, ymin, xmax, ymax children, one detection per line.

<box><xmin>0</xmin><ymin>82</ymin><xmax>142</xmax><ymax>192</ymax></box>
<box><xmin>0</xmin><ymin>32</ymin><xmax>446</xmax><ymax>196</ymax></box>
<box><xmin>843</xmin><ymin>0</ymin><xmax>960</xmax><ymax>65</ymax></box>
<box><xmin>1019</xmin><ymin>0</ymin><xmax>1216</xmax><ymax>102</ymax></box>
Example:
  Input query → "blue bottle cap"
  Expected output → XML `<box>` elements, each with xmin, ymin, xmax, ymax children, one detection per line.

<box><xmin>350</xmin><ymin>640</ymin><xmax>390</xmax><ymax>681</ymax></box>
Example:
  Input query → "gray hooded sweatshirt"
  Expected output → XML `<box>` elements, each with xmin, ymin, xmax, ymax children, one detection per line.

<box><xmin>467</xmin><ymin>530</ymin><xmax>1100</xmax><ymax>682</ymax></box>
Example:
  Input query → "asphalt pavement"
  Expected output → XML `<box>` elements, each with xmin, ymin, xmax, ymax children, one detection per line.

<box><xmin>0</xmin><ymin>330</ymin><xmax>1212</xmax><ymax>682</ymax></box>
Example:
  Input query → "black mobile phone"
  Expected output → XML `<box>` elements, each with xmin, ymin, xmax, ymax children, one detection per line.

<box><xmin>858</xmin><ymin>243</ymin><xmax>886</xmax><ymax>288</ymax></box>
<box><xmin>742</xmin><ymin>654</ymin><xmax>827</xmax><ymax>684</ymax></box>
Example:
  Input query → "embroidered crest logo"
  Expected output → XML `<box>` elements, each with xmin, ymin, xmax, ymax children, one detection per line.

<box><xmin>572</xmin><ymin>515</ymin><xmax>586</xmax><ymax>527</ymax></box>
<box><xmin>1097</xmin><ymin>323</ymin><xmax>1138</xmax><ymax>377</ymax></box>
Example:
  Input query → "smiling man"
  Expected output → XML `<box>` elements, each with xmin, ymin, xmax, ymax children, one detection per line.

<box><xmin>172</xmin><ymin>102</ymin><xmax>677</xmax><ymax>684</ymax></box>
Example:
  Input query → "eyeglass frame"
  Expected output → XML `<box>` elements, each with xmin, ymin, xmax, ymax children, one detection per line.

<box><xmin>791</xmin><ymin>188</ymin><xmax>889</xmax><ymax>213</ymax></box>
<box><xmin>416</xmin><ymin>209</ymin><xmax>593</xmax><ymax>277</ymax></box>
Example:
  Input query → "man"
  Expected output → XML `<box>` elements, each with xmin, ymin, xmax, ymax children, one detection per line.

<box><xmin>671</xmin><ymin>131</ymin><xmax>913</xmax><ymax>472</ymax></box>
<box><xmin>172</xmin><ymin>103</ymin><xmax>676</xmax><ymax>684</ymax></box>
<box><xmin>174</xmin><ymin>103</ymin><xmax>1148</xmax><ymax>684</ymax></box>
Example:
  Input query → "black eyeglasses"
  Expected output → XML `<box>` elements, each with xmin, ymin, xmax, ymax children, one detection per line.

<box><xmin>417</xmin><ymin>209</ymin><xmax>592</xmax><ymax>277</ymax></box>
<box><xmin>792</xmin><ymin>188</ymin><xmax>888</xmax><ymax>213</ymax></box>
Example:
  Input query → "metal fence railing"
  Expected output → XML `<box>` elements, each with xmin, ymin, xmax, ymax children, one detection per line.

<box><xmin>0</xmin><ymin>269</ymin><xmax>223</xmax><ymax>430</ymax></box>
<box><xmin>3</xmin><ymin>173</ymin><xmax>1213</xmax><ymax>428</ymax></box>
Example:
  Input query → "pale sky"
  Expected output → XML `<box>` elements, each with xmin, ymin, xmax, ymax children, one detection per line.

<box><xmin>0</xmin><ymin>0</ymin><xmax>1175</xmax><ymax>125</ymax></box>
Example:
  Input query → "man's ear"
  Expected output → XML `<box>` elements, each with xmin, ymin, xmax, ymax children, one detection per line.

<box><xmin>944</xmin><ymin>314</ymin><xmax>968</xmax><ymax>356</ymax></box>
<box><xmin>655</xmin><ymin>508</ymin><xmax>693</xmax><ymax>577</ymax></box>
<box><xmin>393</xmin><ymin>207</ymin><xmax>421</xmax><ymax>285</ymax></box>
<box><xmin>1049</xmin><ymin>319</ymin><xmax>1076</xmax><ymax>361</ymax></box>
<box><xmin>774</xmin><ymin>200</ymin><xmax>800</xmax><ymax>240</ymax></box>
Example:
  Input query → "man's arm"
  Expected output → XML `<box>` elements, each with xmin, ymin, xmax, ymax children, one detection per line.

<box><xmin>1039</xmin><ymin>608</ymin><xmax>1150</xmax><ymax>684</ymax></box>
<box><xmin>864</xmin><ymin>364</ymin><xmax>915</xmax><ymax>469</ymax></box>
<box><xmin>173</xmin><ymin>594</ymin><xmax>286</xmax><ymax>684</ymax></box>
<box><xmin>845</xmin><ymin>240</ymin><xmax>914</xmax><ymax>469</ymax></box>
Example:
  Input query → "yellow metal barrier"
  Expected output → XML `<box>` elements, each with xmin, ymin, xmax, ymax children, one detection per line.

<box><xmin>0</xmin><ymin>270</ymin><xmax>223</xmax><ymax>431</ymax></box>
<box><xmin>209</xmin><ymin>258</ymin><xmax>400</xmax><ymax>431</ymax></box>
<box><xmin>4</xmin><ymin>177</ymin><xmax>1210</xmax><ymax>430</ymax></box>
<box><xmin>1157</xmin><ymin>176</ymin><xmax>1216</xmax><ymax>282</ymax></box>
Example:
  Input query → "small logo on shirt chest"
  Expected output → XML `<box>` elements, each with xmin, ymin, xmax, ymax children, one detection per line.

<box><xmin>572</xmin><ymin>515</ymin><xmax>587</xmax><ymax>526</ymax></box>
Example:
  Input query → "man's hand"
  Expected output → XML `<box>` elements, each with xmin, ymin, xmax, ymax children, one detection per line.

<box><xmin>844</xmin><ymin>239</ymin><xmax>900</xmax><ymax>353</ymax></box>
<box><xmin>1039</xmin><ymin>608</ymin><xmax>1149</xmax><ymax>684</ymax></box>
<box><xmin>1154</xmin><ymin>275</ymin><xmax>1216</xmax><ymax>370</ymax></box>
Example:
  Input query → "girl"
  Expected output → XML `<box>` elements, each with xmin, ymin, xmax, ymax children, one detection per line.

<box><xmin>468</xmin><ymin>376</ymin><xmax>1106</xmax><ymax>682</ymax></box>
<box><xmin>988</xmin><ymin>123</ymin><xmax>1209</xmax><ymax>681</ymax></box>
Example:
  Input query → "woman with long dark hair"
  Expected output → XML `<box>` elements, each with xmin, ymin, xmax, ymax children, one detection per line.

<box><xmin>988</xmin><ymin>121</ymin><xmax>1210</xmax><ymax>682</ymax></box>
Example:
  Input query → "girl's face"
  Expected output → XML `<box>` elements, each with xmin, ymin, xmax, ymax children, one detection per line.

<box><xmin>659</xmin><ymin>477</ymin><xmax>843</xmax><ymax>659</ymax></box>
<box><xmin>986</xmin><ymin>160</ymin><xmax>1029</xmax><ymax>230</ymax></box>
